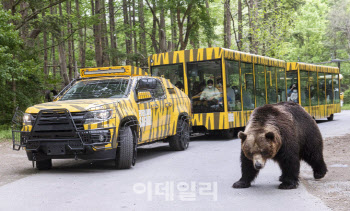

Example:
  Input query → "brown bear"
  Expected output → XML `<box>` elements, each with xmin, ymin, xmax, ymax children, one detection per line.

<box><xmin>232</xmin><ymin>102</ymin><xmax>327</xmax><ymax>189</ymax></box>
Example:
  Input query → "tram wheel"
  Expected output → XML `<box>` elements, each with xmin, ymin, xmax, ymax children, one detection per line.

<box><xmin>327</xmin><ymin>114</ymin><xmax>334</xmax><ymax>121</ymax></box>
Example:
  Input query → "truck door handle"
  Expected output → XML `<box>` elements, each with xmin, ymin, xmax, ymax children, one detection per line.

<box><xmin>151</xmin><ymin>104</ymin><xmax>159</xmax><ymax>109</ymax></box>
<box><xmin>165</xmin><ymin>102</ymin><xmax>172</xmax><ymax>107</ymax></box>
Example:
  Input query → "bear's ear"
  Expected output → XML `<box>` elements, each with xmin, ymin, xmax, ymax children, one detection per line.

<box><xmin>238</xmin><ymin>131</ymin><xmax>247</xmax><ymax>142</ymax></box>
<box><xmin>265</xmin><ymin>132</ymin><xmax>275</xmax><ymax>141</ymax></box>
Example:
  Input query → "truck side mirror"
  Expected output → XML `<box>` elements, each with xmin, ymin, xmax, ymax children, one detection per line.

<box><xmin>137</xmin><ymin>91</ymin><xmax>152</xmax><ymax>101</ymax></box>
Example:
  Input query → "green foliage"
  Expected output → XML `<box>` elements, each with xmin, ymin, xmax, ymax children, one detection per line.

<box><xmin>341</xmin><ymin>104</ymin><xmax>350</xmax><ymax>110</ymax></box>
<box><xmin>0</xmin><ymin>124</ymin><xmax>12</xmax><ymax>141</ymax></box>
<box><xmin>0</xmin><ymin>6</ymin><xmax>45</xmax><ymax>125</ymax></box>
<box><xmin>343</xmin><ymin>89</ymin><xmax>350</xmax><ymax>104</ymax></box>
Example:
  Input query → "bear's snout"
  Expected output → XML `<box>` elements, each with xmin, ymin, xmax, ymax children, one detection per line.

<box><xmin>254</xmin><ymin>161</ymin><xmax>263</xmax><ymax>170</ymax></box>
<box><xmin>253</xmin><ymin>154</ymin><xmax>266</xmax><ymax>170</ymax></box>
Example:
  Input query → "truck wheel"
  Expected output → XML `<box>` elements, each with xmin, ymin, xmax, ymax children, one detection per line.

<box><xmin>36</xmin><ymin>159</ymin><xmax>52</xmax><ymax>170</ymax></box>
<box><xmin>327</xmin><ymin>114</ymin><xmax>334</xmax><ymax>121</ymax></box>
<box><xmin>169</xmin><ymin>118</ymin><xmax>189</xmax><ymax>151</ymax></box>
<box><xmin>115</xmin><ymin>126</ymin><xmax>134</xmax><ymax>169</ymax></box>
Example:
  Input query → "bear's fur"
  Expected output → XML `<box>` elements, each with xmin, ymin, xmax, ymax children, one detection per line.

<box><xmin>232</xmin><ymin>102</ymin><xmax>327</xmax><ymax>189</ymax></box>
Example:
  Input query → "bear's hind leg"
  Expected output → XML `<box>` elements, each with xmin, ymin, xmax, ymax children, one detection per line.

<box><xmin>233</xmin><ymin>151</ymin><xmax>259</xmax><ymax>188</ymax></box>
<box><xmin>302</xmin><ymin>149</ymin><xmax>327</xmax><ymax>179</ymax></box>
<box><xmin>278</xmin><ymin>157</ymin><xmax>300</xmax><ymax>189</ymax></box>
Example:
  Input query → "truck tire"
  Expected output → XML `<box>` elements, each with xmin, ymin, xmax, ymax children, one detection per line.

<box><xmin>115</xmin><ymin>126</ymin><xmax>134</xmax><ymax>169</ymax></box>
<box><xmin>36</xmin><ymin>159</ymin><xmax>52</xmax><ymax>170</ymax></box>
<box><xmin>169</xmin><ymin>118</ymin><xmax>189</xmax><ymax>151</ymax></box>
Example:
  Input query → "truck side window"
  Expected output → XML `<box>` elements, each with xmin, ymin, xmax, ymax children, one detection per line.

<box><xmin>153</xmin><ymin>80</ymin><xmax>165</xmax><ymax>99</ymax></box>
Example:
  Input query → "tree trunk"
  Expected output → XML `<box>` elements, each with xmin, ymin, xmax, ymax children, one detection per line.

<box><xmin>42</xmin><ymin>11</ymin><xmax>48</xmax><ymax>77</ymax></box>
<box><xmin>76</xmin><ymin>0</ymin><xmax>86</xmax><ymax>68</ymax></box>
<box><xmin>101</xmin><ymin>0</ymin><xmax>110</xmax><ymax>66</ymax></box>
<box><xmin>224</xmin><ymin>0</ymin><xmax>231</xmax><ymax>48</ymax></box>
<box><xmin>128</xmin><ymin>0</ymin><xmax>134</xmax><ymax>59</ymax></box>
<box><xmin>2</xmin><ymin>0</ymin><xmax>14</xmax><ymax>11</ymax></box>
<box><xmin>170</xmin><ymin>8</ymin><xmax>176</xmax><ymax>51</ymax></box>
<box><xmin>12</xmin><ymin>76</ymin><xmax>16</xmax><ymax>109</ymax></box>
<box><xmin>109</xmin><ymin>0</ymin><xmax>118</xmax><ymax>65</ymax></box>
<box><xmin>92</xmin><ymin>0</ymin><xmax>103</xmax><ymax>66</ymax></box>
<box><xmin>205</xmin><ymin>0</ymin><xmax>212</xmax><ymax>47</ymax></box>
<box><xmin>159</xmin><ymin>2</ymin><xmax>166</xmax><ymax>52</ymax></box>
<box><xmin>253</xmin><ymin>0</ymin><xmax>258</xmax><ymax>54</ymax></box>
<box><xmin>50</xmin><ymin>3</ymin><xmax>57</xmax><ymax>79</ymax></box>
<box><xmin>58</xmin><ymin>3</ymin><xmax>70</xmax><ymax>86</ymax></box>
<box><xmin>238</xmin><ymin>0</ymin><xmax>242</xmax><ymax>50</ymax></box>
<box><xmin>248</xmin><ymin>0</ymin><xmax>258</xmax><ymax>54</ymax></box>
<box><xmin>177</xmin><ymin>3</ymin><xmax>193</xmax><ymax>50</ymax></box>
<box><xmin>19</xmin><ymin>2</ymin><xmax>29</xmax><ymax>41</ymax></box>
<box><xmin>138</xmin><ymin>0</ymin><xmax>147</xmax><ymax>66</ymax></box>
<box><xmin>66</xmin><ymin>0</ymin><xmax>73</xmax><ymax>81</ymax></box>
<box><xmin>123</xmin><ymin>0</ymin><xmax>132</xmax><ymax>64</ymax></box>
<box><xmin>132</xmin><ymin>0</ymin><xmax>138</xmax><ymax>65</ymax></box>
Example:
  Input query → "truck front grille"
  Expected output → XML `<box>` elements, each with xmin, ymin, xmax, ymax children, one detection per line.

<box><xmin>30</xmin><ymin>110</ymin><xmax>86</xmax><ymax>139</ymax></box>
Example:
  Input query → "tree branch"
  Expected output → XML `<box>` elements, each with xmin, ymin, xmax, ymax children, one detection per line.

<box><xmin>15</xmin><ymin>0</ymin><xmax>67</xmax><ymax>30</ymax></box>
<box><xmin>38</xmin><ymin>28</ymin><xmax>78</xmax><ymax>52</ymax></box>
<box><xmin>144</xmin><ymin>0</ymin><xmax>160</xmax><ymax>28</ymax></box>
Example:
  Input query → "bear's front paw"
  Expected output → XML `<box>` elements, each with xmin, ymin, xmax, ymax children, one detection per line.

<box><xmin>278</xmin><ymin>182</ymin><xmax>298</xmax><ymax>189</ymax></box>
<box><xmin>232</xmin><ymin>181</ymin><xmax>251</xmax><ymax>188</ymax></box>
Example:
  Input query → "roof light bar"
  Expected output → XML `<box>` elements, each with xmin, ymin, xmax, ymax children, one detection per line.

<box><xmin>85</xmin><ymin>68</ymin><xmax>125</xmax><ymax>75</ymax></box>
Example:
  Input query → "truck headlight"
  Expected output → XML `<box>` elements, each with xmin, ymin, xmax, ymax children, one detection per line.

<box><xmin>23</xmin><ymin>113</ymin><xmax>33</xmax><ymax>125</ymax></box>
<box><xmin>84</xmin><ymin>109</ymin><xmax>113</xmax><ymax>124</ymax></box>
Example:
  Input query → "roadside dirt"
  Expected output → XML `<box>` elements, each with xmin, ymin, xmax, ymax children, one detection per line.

<box><xmin>0</xmin><ymin>141</ymin><xmax>37</xmax><ymax>187</ymax></box>
<box><xmin>301</xmin><ymin>134</ymin><xmax>350</xmax><ymax>211</ymax></box>
<box><xmin>1</xmin><ymin>134</ymin><xmax>350</xmax><ymax>210</ymax></box>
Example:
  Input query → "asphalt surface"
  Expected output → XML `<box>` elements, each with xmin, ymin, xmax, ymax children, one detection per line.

<box><xmin>1</xmin><ymin>111</ymin><xmax>350</xmax><ymax>211</ymax></box>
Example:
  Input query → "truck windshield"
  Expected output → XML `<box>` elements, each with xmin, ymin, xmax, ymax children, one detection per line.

<box><xmin>60</xmin><ymin>78</ymin><xmax>130</xmax><ymax>100</ymax></box>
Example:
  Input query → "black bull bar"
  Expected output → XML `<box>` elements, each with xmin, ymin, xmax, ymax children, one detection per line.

<box><xmin>12</xmin><ymin>109</ymin><xmax>116</xmax><ymax>155</ymax></box>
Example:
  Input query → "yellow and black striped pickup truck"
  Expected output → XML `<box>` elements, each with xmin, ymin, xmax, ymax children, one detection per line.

<box><xmin>12</xmin><ymin>66</ymin><xmax>191</xmax><ymax>170</ymax></box>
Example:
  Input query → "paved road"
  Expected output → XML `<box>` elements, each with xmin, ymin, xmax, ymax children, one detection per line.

<box><xmin>1</xmin><ymin>111</ymin><xmax>349</xmax><ymax>211</ymax></box>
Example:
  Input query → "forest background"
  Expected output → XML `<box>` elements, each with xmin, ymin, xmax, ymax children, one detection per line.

<box><xmin>1</xmin><ymin>0</ymin><xmax>350</xmax><ymax>129</ymax></box>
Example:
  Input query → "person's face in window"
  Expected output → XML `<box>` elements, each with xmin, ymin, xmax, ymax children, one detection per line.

<box><xmin>208</xmin><ymin>82</ymin><xmax>213</xmax><ymax>89</ymax></box>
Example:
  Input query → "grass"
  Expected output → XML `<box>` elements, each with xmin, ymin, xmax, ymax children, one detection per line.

<box><xmin>342</xmin><ymin>104</ymin><xmax>350</xmax><ymax>110</ymax></box>
<box><xmin>0</xmin><ymin>126</ymin><xmax>12</xmax><ymax>142</ymax></box>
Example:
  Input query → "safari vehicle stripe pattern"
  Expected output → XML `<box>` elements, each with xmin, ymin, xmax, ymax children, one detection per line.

<box><xmin>13</xmin><ymin>65</ymin><xmax>191</xmax><ymax>169</ymax></box>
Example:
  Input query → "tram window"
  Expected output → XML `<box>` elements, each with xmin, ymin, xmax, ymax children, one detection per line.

<box><xmin>255</xmin><ymin>64</ymin><xmax>266</xmax><ymax>107</ymax></box>
<box><xmin>333</xmin><ymin>74</ymin><xmax>340</xmax><ymax>103</ymax></box>
<box><xmin>266</xmin><ymin>66</ymin><xmax>277</xmax><ymax>104</ymax></box>
<box><xmin>287</xmin><ymin>71</ymin><xmax>298</xmax><ymax>103</ymax></box>
<box><xmin>151</xmin><ymin>64</ymin><xmax>184</xmax><ymax>90</ymax></box>
<box><xmin>241</xmin><ymin>62</ymin><xmax>255</xmax><ymax>110</ymax></box>
<box><xmin>318</xmin><ymin>72</ymin><xmax>326</xmax><ymax>105</ymax></box>
<box><xmin>300</xmin><ymin>71</ymin><xmax>309</xmax><ymax>106</ymax></box>
<box><xmin>225</xmin><ymin>60</ymin><xmax>242</xmax><ymax>111</ymax></box>
<box><xmin>326</xmin><ymin>73</ymin><xmax>333</xmax><ymax>104</ymax></box>
<box><xmin>277</xmin><ymin>68</ymin><xmax>286</xmax><ymax>102</ymax></box>
<box><xmin>310</xmin><ymin>72</ymin><xmax>318</xmax><ymax>106</ymax></box>
<box><xmin>187</xmin><ymin>60</ymin><xmax>223</xmax><ymax>113</ymax></box>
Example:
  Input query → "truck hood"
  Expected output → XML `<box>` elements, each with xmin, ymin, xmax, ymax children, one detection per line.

<box><xmin>25</xmin><ymin>98</ymin><xmax>122</xmax><ymax>113</ymax></box>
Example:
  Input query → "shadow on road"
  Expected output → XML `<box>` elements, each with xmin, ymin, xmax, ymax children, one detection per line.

<box><xmin>315</xmin><ymin>119</ymin><xmax>330</xmax><ymax>124</ymax></box>
<box><xmin>32</xmin><ymin>143</ymin><xmax>176</xmax><ymax>172</ymax></box>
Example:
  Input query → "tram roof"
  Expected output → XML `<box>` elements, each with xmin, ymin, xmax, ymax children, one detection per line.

<box><xmin>149</xmin><ymin>47</ymin><xmax>285</xmax><ymax>68</ymax></box>
<box><xmin>286</xmin><ymin>62</ymin><xmax>339</xmax><ymax>74</ymax></box>
<box><xmin>148</xmin><ymin>47</ymin><xmax>286</xmax><ymax>67</ymax></box>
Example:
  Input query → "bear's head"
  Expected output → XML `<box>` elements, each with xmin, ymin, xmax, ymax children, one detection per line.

<box><xmin>238</xmin><ymin>130</ymin><xmax>282</xmax><ymax>170</ymax></box>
